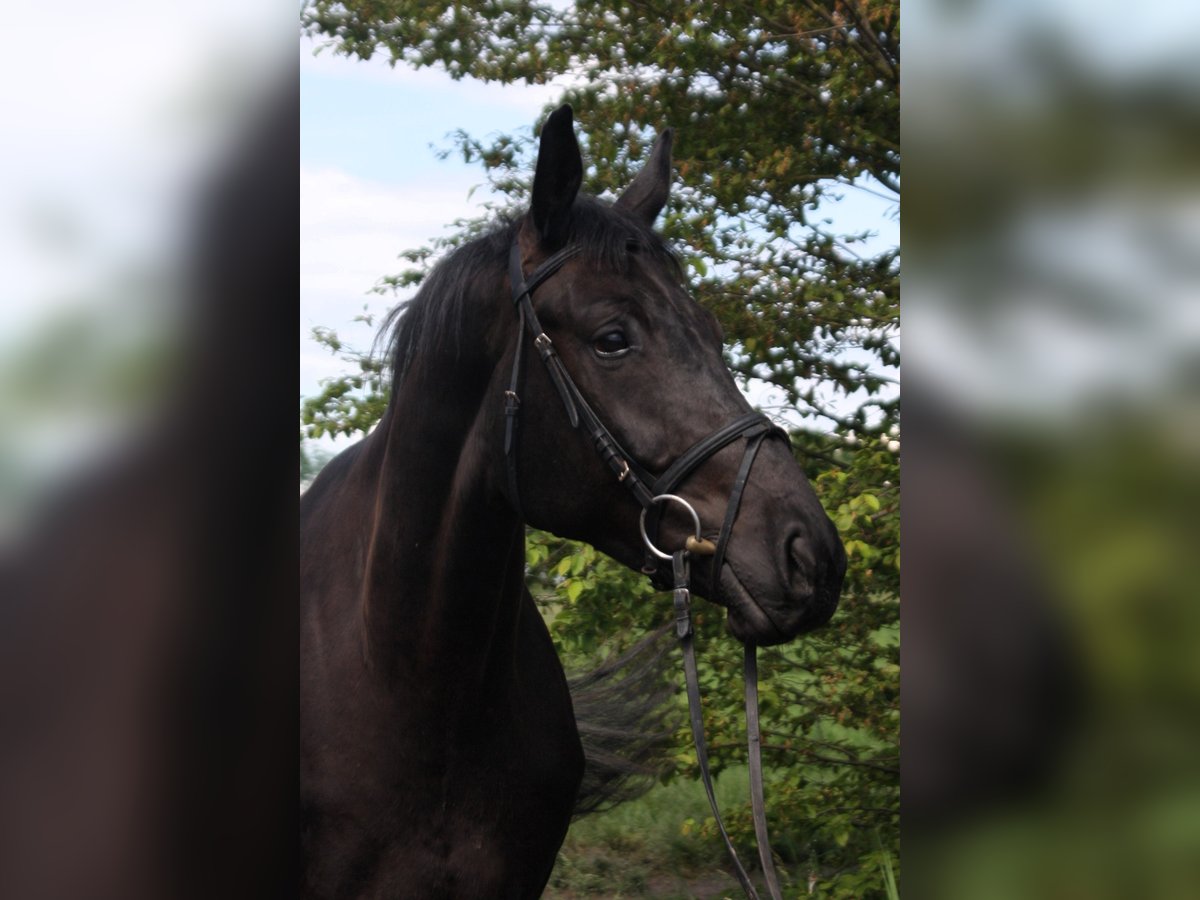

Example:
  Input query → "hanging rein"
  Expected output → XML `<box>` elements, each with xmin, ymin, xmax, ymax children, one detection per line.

<box><xmin>505</xmin><ymin>240</ymin><xmax>788</xmax><ymax>900</ymax></box>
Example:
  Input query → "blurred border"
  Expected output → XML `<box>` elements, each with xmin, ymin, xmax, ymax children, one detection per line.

<box><xmin>903</xmin><ymin>1</ymin><xmax>1199</xmax><ymax>896</ymax></box>
<box><xmin>1</xmin><ymin>7</ymin><xmax>298</xmax><ymax>899</ymax></box>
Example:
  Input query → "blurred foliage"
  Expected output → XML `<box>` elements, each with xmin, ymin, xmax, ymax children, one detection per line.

<box><xmin>906</xmin><ymin>423</ymin><xmax>1200</xmax><ymax>900</ymax></box>
<box><xmin>301</xmin><ymin>1</ymin><xmax>898</xmax><ymax>893</ymax></box>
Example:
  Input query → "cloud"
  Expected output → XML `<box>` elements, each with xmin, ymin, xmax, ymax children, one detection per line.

<box><xmin>299</xmin><ymin>164</ymin><xmax>497</xmax><ymax>403</ymax></box>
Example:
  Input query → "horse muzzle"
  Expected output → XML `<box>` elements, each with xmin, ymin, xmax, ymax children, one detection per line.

<box><xmin>716</xmin><ymin>522</ymin><xmax>846</xmax><ymax>646</ymax></box>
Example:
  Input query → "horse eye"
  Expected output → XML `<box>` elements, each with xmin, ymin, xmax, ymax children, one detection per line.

<box><xmin>594</xmin><ymin>330</ymin><xmax>630</xmax><ymax>357</ymax></box>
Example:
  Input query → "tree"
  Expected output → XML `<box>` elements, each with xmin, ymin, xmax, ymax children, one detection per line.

<box><xmin>301</xmin><ymin>2</ymin><xmax>898</xmax><ymax>894</ymax></box>
<box><xmin>305</xmin><ymin>0</ymin><xmax>898</xmax><ymax>430</ymax></box>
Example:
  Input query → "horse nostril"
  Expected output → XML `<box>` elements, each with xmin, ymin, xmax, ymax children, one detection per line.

<box><xmin>781</xmin><ymin>526</ymin><xmax>845</xmax><ymax>631</ymax></box>
<box><xmin>788</xmin><ymin>534</ymin><xmax>815</xmax><ymax>573</ymax></box>
<box><xmin>786</xmin><ymin>534</ymin><xmax>821</xmax><ymax>596</ymax></box>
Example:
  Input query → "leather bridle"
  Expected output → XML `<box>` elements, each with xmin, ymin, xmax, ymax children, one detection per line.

<box><xmin>505</xmin><ymin>239</ymin><xmax>790</xmax><ymax>899</ymax></box>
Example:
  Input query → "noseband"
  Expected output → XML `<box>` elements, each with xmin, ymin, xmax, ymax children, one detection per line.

<box><xmin>505</xmin><ymin>239</ymin><xmax>789</xmax><ymax>899</ymax></box>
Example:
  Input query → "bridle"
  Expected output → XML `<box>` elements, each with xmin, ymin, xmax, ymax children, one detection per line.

<box><xmin>503</xmin><ymin>241</ymin><xmax>786</xmax><ymax>588</ymax></box>
<box><xmin>505</xmin><ymin>239</ymin><xmax>789</xmax><ymax>899</ymax></box>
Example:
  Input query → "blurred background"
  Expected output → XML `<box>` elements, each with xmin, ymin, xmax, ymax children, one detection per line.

<box><xmin>0</xmin><ymin>3</ymin><xmax>295</xmax><ymax>898</ymax></box>
<box><xmin>0</xmin><ymin>1</ymin><xmax>292</xmax><ymax>536</ymax></box>
<box><xmin>903</xmin><ymin>0</ymin><xmax>1199</xmax><ymax>896</ymax></box>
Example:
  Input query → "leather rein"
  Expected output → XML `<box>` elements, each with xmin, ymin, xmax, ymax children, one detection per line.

<box><xmin>505</xmin><ymin>239</ymin><xmax>788</xmax><ymax>899</ymax></box>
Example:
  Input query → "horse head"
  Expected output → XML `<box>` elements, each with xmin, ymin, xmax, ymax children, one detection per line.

<box><xmin>497</xmin><ymin>106</ymin><xmax>845</xmax><ymax>646</ymax></box>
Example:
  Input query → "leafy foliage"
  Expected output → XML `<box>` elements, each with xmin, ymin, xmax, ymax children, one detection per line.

<box><xmin>299</xmin><ymin>434</ymin><xmax>334</xmax><ymax>487</ymax></box>
<box><xmin>300</xmin><ymin>308</ymin><xmax>389</xmax><ymax>441</ymax></box>
<box><xmin>301</xmin><ymin>1</ymin><xmax>899</xmax><ymax>893</ymax></box>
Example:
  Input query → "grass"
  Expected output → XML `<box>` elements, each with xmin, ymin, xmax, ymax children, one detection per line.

<box><xmin>876</xmin><ymin>827</ymin><xmax>900</xmax><ymax>900</ymax></box>
<box><xmin>545</xmin><ymin>767</ymin><xmax>761</xmax><ymax>898</ymax></box>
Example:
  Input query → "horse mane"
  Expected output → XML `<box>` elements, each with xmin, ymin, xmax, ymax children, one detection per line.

<box><xmin>376</xmin><ymin>194</ymin><xmax>682</xmax><ymax>393</ymax></box>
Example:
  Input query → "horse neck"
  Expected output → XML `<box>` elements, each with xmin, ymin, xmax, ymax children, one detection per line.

<box><xmin>354</xmin><ymin>345</ymin><xmax>526</xmax><ymax>691</ymax></box>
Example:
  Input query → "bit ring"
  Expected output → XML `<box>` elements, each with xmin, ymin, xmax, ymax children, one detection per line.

<box><xmin>639</xmin><ymin>494</ymin><xmax>704</xmax><ymax>560</ymax></box>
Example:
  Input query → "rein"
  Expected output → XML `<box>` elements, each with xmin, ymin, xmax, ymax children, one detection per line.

<box><xmin>506</xmin><ymin>240</ymin><xmax>787</xmax><ymax>899</ymax></box>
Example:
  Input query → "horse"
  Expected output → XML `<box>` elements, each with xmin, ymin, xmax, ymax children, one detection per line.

<box><xmin>299</xmin><ymin>105</ymin><xmax>846</xmax><ymax>899</ymax></box>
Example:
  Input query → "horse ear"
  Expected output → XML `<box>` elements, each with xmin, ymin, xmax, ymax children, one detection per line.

<box><xmin>615</xmin><ymin>128</ymin><xmax>674</xmax><ymax>224</ymax></box>
<box><xmin>530</xmin><ymin>105</ymin><xmax>583</xmax><ymax>248</ymax></box>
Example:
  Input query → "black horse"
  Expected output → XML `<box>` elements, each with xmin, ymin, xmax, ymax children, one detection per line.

<box><xmin>299</xmin><ymin>106</ymin><xmax>846</xmax><ymax>898</ymax></box>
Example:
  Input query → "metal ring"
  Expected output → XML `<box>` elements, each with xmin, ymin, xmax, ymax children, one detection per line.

<box><xmin>639</xmin><ymin>494</ymin><xmax>703</xmax><ymax>560</ymax></box>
